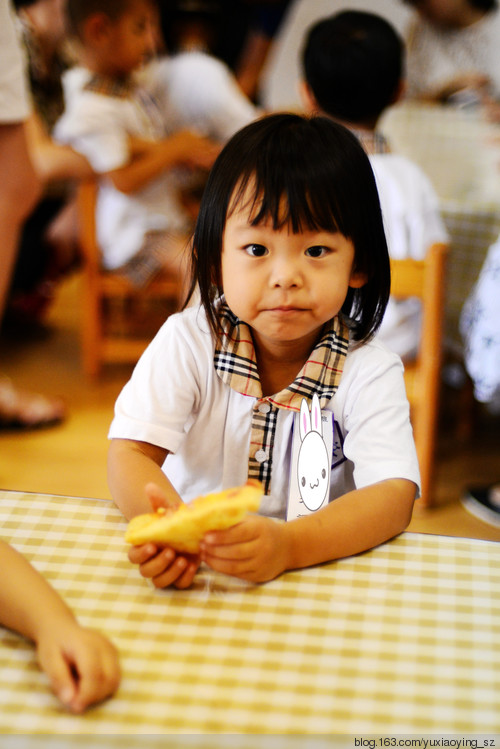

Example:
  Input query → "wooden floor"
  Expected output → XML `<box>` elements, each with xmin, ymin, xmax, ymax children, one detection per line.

<box><xmin>1</xmin><ymin>272</ymin><xmax>499</xmax><ymax>542</ymax></box>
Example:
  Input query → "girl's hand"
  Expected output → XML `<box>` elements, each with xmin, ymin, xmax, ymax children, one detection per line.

<box><xmin>127</xmin><ymin>482</ymin><xmax>200</xmax><ymax>589</ymax></box>
<box><xmin>199</xmin><ymin>515</ymin><xmax>290</xmax><ymax>583</ymax></box>
<box><xmin>36</xmin><ymin>624</ymin><xmax>121</xmax><ymax>714</ymax></box>
<box><xmin>128</xmin><ymin>542</ymin><xmax>200</xmax><ymax>589</ymax></box>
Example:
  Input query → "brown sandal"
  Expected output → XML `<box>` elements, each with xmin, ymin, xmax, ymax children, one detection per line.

<box><xmin>0</xmin><ymin>376</ymin><xmax>66</xmax><ymax>430</ymax></box>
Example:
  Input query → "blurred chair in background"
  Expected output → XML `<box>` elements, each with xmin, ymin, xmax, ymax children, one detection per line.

<box><xmin>391</xmin><ymin>243</ymin><xmax>449</xmax><ymax>507</ymax></box>
<box><xmin>77</xmin><ymin>179</ymin><xmax>183</xmax><ymax>378</ymax></box>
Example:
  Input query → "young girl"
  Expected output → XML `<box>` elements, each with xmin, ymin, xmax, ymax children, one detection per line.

<box><xmin>108</xmin><ymin>113</ymin><xmax>419</xmax><ymax>589</ymax></box>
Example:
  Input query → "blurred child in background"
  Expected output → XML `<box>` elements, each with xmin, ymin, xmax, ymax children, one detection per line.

<box><xmin>55</xmin><ymin>0</ymin><xmax>258</xmax><ymax>293</ymax></box>
<box><xmin>300</xmin><ymin>10</ymin><xmax>448</xmax><ymax>360</ymax></box>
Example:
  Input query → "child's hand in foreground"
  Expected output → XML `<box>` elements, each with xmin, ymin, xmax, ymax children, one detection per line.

<box><xmin>200</xmin><ymin>515</ymin><xmax>289</xmax><ymax>583</ymax></box>
<box><xmin>128</xmin><ymin>483</ymin><xmax>200</xmax><ymax>589</ymax></box>
<box><xmin>36</xmin><ymin>622</ymin><xmax>120</xmax><ymax>714</ymax></box>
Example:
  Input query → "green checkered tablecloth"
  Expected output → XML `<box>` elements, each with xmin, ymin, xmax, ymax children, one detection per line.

<box><xmin>0</xmin><ymin>491</ymin><xmax>499</xmax><ymax>734</ymax></box>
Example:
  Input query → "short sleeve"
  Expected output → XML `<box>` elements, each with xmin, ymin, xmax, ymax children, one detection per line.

<box><xmin>108</xmin><ymin>313</ymin><xmax>204</xmax><ymax>452</ymax></box>
<box><xmin>54</xmin><ymin>92</ymin><xmax>130</xmax><ymax>172</ymax></box>
<box><xmin>335</xmin><ymin>341</ymin><xmax>421</xmax><ymax>494</ymax></box>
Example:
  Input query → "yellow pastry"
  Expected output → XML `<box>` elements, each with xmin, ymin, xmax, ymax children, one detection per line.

<box><xmin>125</xmin><ymin>480</ymin><xmax>263</xmax><ymax>553</ymax></box>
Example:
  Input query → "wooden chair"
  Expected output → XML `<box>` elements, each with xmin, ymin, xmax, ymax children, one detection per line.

<box><xmin>77</xmin><ymin>179</ymin><xmax>183</xmax><ymax>377</ymax></box>
<box><xmin>390</xmin><ymin>242</ymin><xmax>449</xmax><ymax>507</ymax></box>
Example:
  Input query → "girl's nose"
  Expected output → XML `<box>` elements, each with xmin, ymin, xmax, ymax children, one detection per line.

<box><xmin>270</xmin><ymin>260</ymin><xmax>301</xmax><ymax>288</ymax></box>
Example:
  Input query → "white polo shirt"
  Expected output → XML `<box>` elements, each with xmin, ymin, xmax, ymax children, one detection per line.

<box><xmin>109</xmin><ymin>306</ymin><xmax>420</xmax><ymax>518</ymax></box>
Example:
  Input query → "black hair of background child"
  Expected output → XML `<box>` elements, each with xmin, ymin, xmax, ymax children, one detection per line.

<box><xmin>302</xmin><ymin>10</ymin><xmax>404</xmax><ymax>124</ymax></box>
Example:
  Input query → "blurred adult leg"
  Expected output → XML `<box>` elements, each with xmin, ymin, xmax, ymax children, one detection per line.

<box><xmin>0</xmin><ymin>0</ymin><xmax>65</xmax><ymax>428</ymax></box>
<box><xmin>0</xmin><ymin>121</ymin><xmax>40</xmax><ymax>321</ymax></box>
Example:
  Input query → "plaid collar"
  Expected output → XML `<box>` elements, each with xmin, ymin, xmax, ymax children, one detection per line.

<box><xmin>83</xmin><ymin>72</ymin><xmax>166</xmax><ymax>138</ymax></box>
<box><xmin>351</xmin><ymin>128</ymin><xmax>391</xmax><ymax>155</ymax></box>
<box><xmin>214</xmin><ymin>302</ymin><xmax>349</xmax><ymax>494</ymax></box>
<box><xmin>214</xmin><ymin>302</ymin><xmax>349</xmax><ymax>411</ymax></box>
<box><xmin>84</xmin><ymin>73</ymin><xmax>135</xmax><ymax>99</ymax></box>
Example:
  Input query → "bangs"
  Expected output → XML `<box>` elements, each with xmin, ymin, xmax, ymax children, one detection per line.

<box><xmin>227</xmin><ymin>171</ymin><xmax>343</xmax><ymax>236</ymax></box>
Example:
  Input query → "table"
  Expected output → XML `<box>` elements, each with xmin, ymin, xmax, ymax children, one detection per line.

<box><xmin>0</xmin><ymin>490</ymin><xmax>499</xmax><ymax>735</ymax></box>
<box><xmin>381</xmin><ymin>101</ymin><xmax>500</xmax><ymax>355</ymax></box>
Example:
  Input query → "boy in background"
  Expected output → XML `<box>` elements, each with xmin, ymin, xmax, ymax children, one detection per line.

<box><xmin>300</xmin><ymin>10</ymin><xmax>448</xmax><ymax>360</ymax></box>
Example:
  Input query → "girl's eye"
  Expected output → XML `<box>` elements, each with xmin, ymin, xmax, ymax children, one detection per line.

<box><xmin>244</xmin><ymin>244</ymin><xmax>268</xmax><ymax>257</ymax></box>
<box><xmin>305</xmin><ymin>245</ymin><xmax>330</xmax><ymax>258</ymax></box>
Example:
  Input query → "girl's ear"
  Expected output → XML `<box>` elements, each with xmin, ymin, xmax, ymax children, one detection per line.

<box><xmin>299</xmin><ymin>80</ymin><xmax>319</xmax><ymax>113</ymax></box>
<box><xmin>349</xmin><ymin>269</ymin><xmax>368</xmax><ymax>289</ymax></box>
<box><xmin>390</xmin><ymin>77</ymin><xmax>407</xmax><ymax>107</ymax></box>
<box><xmin>83</xmin><ymin>12</ymin><xmax>112</xmax><ymax>45</ymax></box>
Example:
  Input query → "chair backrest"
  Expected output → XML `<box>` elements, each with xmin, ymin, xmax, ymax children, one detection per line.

<box><xmin>390</xmin><ymin>242</ymin><xmax>448</xmax><ymax>372</ymax></box>
<box><xmin>76</xmin><ymin>178</ymin><xmax>182</xmax><ymax>376</ymax></box>
<box><xmin>390</xmin><ymin>242</ymin><xmax>449</xmax><ymax>506</ymax></box>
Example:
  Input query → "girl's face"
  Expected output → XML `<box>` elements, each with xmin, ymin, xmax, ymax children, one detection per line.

<box><xmin>221</xmin><ymin>194</ymin><xmax>367</xmax><ymax>356</ymax></box>
<box><xmin>106</xmin><ymin>0</ymin><xmax>157</xmax><ymax>76</ymax></box>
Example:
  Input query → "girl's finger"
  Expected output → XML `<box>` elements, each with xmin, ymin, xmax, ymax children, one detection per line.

<box><xmin>151</xmin><ymin>555</ymin><xmax>188</xmax><ymax>588</ymax></box>
<box><xmin>128</xmin><ymin>542</ymin><xmax>158</xmax><ymax>564</ymax></box>
<box><xmin>173</xmin><ymin>561</ymin><xmax>199</xmax><ymax>589</ymax></box>
<box><xmin>139</xmin><ymin>546</ymin><xmax>175</xmax><ymax>579</ymax></box>
<box><xmin>145</xmin><ymin>482</ymin><xmax>172</xmax><ymax>512</ymax></box>
<box><xmin>37</xmin><ymin>643</ymin><xmax>77</xmax><ymax>710</ymax></box>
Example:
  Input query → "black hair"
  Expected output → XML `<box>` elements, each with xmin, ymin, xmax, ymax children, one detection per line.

<box><xmin>188</xmin><ymin>113</ymin><xmax>391</xmax><ymax>344</ymax></box>
<box><xmin>302</xmin><ymin>11</ymin><xmax>403</xmax><ymax>124</ymax></box>
<box><xmin>460</xmin><ymin>0</ymin><xmax>497</xmax><ymax>8</ymax></box>
<box><xmin>65</xmin><ymin>0</ymin><xmax>135</xmax><ymax>37</ymax></box>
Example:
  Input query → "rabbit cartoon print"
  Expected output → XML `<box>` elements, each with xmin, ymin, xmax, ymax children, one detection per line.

<box><xmin>287</xmin><ymin>394</ymin><xmax>334</xmax><ymax>520</ymax></box>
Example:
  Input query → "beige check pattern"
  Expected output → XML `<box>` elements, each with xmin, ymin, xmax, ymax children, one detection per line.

<box><xmin>0</xmin><ymin>491</ymin><xmax>499</xmax><ymax>734</ymax></box>
<box><xmin>214</xmin><ymin>304</ymin><xmax>349</xmax><ymax>494</ymax></box>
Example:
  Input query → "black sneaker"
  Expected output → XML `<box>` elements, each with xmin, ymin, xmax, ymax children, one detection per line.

<box><xmin>461</xmin><ymin>485</ymin><xmax>500</xmax><ymax>528</ymax></box>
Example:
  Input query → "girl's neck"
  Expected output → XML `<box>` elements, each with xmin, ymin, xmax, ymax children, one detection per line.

<box><xmin>435</xmin><ymin>4</ymin><xmax>489</xmax><ymax>29</ymax></box>
<box><xmin>252</xmin><ymin>330</ymin><xmax>321</xmax><ymax>397</ymax></box>
<box><xmin>79</xmin><ymin>49</ymin><xmax>133</xmax><ymax>82</ymax></box>
<box><xmin>456</xmin><ymin>6</ymin><xmax>488</xmax><ymax>28</ymax></box>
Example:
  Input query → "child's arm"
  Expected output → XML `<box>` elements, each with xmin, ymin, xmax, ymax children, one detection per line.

<box><xmin>105</xmin><ymin>130</ymin><xmax>220</xmax><ymax>194</ymax></box>
<box><xmin>200</xmin><ymin>478</ymin><xmax>416</xmax><ymax>583</ymax></box>
<box><xmin>25</xmin><ymin>113</ymin><xmax>94</xmax><ymax>184</ymax></box>
<box><xmin>107</xmin><ymin>437</ymin><xmax>180</xmax><ymax>518</ymax></box>
<box><xmin>0</xmin><ymin>540</ymin><xmax>120</xmax><ymax>713</ymax></box>
<box><xmin>108</xmin><ymin>438</ymin><xmax>200</xmax><ymax>589</ymax></box>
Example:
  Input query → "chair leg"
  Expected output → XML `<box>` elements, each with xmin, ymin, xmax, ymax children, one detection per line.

<box><xmin>413</xmin><ymin>398</ymin><xmax>439</xmax><ymax>508</ymax></box>
<box><xmin>455</xmin><ymin>376</ymin><xmax>476</xmax><ymax>444</ymax></box>
<box><xmin>81</xmin><ymin>282</ymin><xmax>101</xmax><ymax>377</ymax></box>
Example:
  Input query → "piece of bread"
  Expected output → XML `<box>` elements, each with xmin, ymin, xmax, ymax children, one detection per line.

<box><xmin>124</xmin><ymin>480</ymin><xmax>263</xmax><ymax>553</ymax></box>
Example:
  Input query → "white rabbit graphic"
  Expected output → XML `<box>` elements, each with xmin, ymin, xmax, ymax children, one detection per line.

<box><xmin>297</xmin><ymin>394</ymin><xmax>330</xmax><ymax>512</ymax></box>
